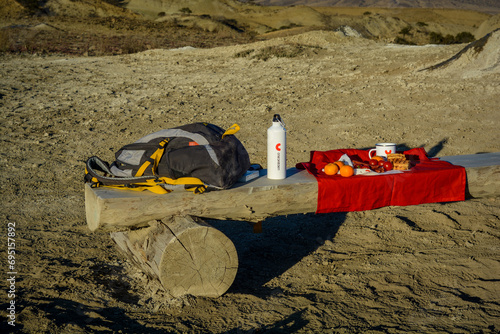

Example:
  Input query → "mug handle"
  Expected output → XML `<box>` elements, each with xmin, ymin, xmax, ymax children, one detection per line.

<box><xmin>368</xmin><ymin>149</ymin><xmax>376</xmax><ymax>158</ymax></box>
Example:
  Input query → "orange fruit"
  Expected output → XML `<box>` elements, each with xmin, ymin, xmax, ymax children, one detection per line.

<box><xmin>372</xmin><ymin>156</ymin><xmax>385</xmax><ymax>161</ymax></box>
<box><xmin>334</xmin><ymin>161</ymin><xmax>345</xmax><ymax>169</ymax></box>
<box><xmin>340</xmin><ymin>165</ymin><xmax>354</xmax><ymax>177</ymax></box>
<box><xmin>324</xmin><ymin>163</ymin><xmax>339</xmax><ymax>175</ymax></box>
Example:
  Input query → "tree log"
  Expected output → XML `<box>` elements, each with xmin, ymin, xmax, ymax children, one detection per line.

<box><xmin>110</xmin><ymin>216</ymin><xmax>238</xmax><ymax>298</ymax></box>
<box><xmin>86</xmin><ymin>153</ymin><xmax>500</xmax><ymax>232</ymax></box>
<box><xmin>86</xmin><ymin>168</ymin><xmax>318</xmax><ymax>232</ymax></box>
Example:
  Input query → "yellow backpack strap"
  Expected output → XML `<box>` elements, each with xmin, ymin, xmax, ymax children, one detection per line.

<box><xmin>103</xmin><ymin>182</ymin><xmax>172</xmax><ymax>194</ymax></box>
<box><xmin>94</xmin><ymin>177</ymin><xmax>207</xmax><ymax>194</ymax></box>
<box><xmin>222</xmin><ymin>123</ymin><xmax>240</xmax><ymax>138</ymax></box>
<box><xmin>85</xmin><ymin>156</ymin><xmax>157</xmax><ymax>186</ymax></box>
<box><xmin>135</xmin><ymin>161</ymin><xmax>151</xmax><ymax>177</ymax></box>
<box><xmin>157</xmin><ymin>176</ymin><xmax>205</xmax><ymax>186</ymax></box>
<box><xmin>156</xmin><ymin>176</ymin><xmax>207</xmax><ymax>194</ymax></box>
<box><xmin>135</xmin><ymin>139</ymin><xmax>169</xmax><ymax>177</ymax></box>
<box><xmin>85</xmin><ymin>152</ymin><xmax>208</xmax><ymax>194</ymax></box>
<box><xmin>85</xmin><ymin>156</ymin><xmax>171</xmax><ymax>194</ymax></box>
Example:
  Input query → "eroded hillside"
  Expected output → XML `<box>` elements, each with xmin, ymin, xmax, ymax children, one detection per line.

<box><xmin>1</xmin><ymin>0</ymin><xmax>499</xmax><ymax>56</ymax></box>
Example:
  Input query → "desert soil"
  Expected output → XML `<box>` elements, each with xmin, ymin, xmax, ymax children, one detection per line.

<box><xmin>1</xmin><ymin>30</ymin><xmax>499</xmax><ymax>333</ymax></box>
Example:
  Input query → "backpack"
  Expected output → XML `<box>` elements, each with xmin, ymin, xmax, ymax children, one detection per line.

<box><xmin>85</xmin><ymin>122</ymin><xmax>251</xmax><ymax>194</ymax></box>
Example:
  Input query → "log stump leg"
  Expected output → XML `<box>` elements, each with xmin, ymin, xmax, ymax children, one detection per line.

<box><xmin>110</xmin><ymin>216</ymin><xmax>238</xmax><ymax>298</ymax></box>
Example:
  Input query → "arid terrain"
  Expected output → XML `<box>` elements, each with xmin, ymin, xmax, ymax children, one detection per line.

<box><xmin>255</xmin><ymin>0</ymin><xmax>500</xmax><ymax>15</ymax></box>
<box><xmin>1</xmin><ymin>0</ymin><xmax>500</xmax><ymax>333</ymax></box>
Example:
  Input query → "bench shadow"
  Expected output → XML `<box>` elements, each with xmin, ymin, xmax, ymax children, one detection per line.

<box><xmin>222</xmin><ymin>309</ymin><xmax>309</xmax><ymax>333</ymax></box>
<box><xmin>88</xmin><ymin>262</ymin><xmax>141</xmax><ymax>304</ymax></box>
<box><xmin>2</xmin><ymin>298</ymin><xmax>165</xmax><ymax>333</ymax></box>
<box><xmin>208</xmin><ymin>211</ymin><xmax>347</xmax><ymax>297</ymax></box>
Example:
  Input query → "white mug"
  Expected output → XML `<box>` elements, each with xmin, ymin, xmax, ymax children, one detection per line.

<box><xmin>369</xmin><ymin>143</ymin><xmax>397</xmax><ymax>159</ymax></box>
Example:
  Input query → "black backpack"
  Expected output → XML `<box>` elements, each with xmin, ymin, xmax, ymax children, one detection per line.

<box><xmin>85</xmin><ymin>122</ymin><xmax>251</xmax><ymax>193</ymax></box>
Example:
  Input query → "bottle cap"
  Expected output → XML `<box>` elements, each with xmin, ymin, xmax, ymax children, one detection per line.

<box><xmin>272</xmin><ymin>114</ymin><xmax>285</xmax><ymax>127</ymax></box>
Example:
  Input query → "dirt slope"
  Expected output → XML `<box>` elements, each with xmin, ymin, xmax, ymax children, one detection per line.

<box><xmin>424</xmin><ymin>28</ymin><xmax>500</xmax><ymax>78</ymax></box>
<box><xmin>0</xmin><ymin>0</ymin><xmax>26</xmax><ymax>19</ymax></box>
<box><xmin>476</xmin><ymin>13</ymin><xmax>500</xmax><ymax>38</ymax></box>
<box><xmin>2</xmin><ymin>0</ymin><xmax>497</xmax><ymax>46</ymax></box>
<box><xmin>0</xmin><ymin>29</ymin><xmax>499</xmax><ymax>332</ymax></box>
<box><xmin>122</xmin><ymin>0</ymin><xmax>493</xmax><ymax>40</ymax></box>
<box><xmin>254</xmin><ymin>0</ymin><xmax>500</xmax><ymax>15</ymax></box>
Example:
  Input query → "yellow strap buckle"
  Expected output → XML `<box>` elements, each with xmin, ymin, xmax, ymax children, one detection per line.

<box><xmin>222</xmin><ymin>123</ymin><xmax>240</xmax><ymax>138</ymax></box>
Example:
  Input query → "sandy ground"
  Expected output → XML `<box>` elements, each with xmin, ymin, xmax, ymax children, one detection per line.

<box><xmin>0</xmin><ymin>30</ymin><xmax>499</xmax><ymax>333</ymax></box>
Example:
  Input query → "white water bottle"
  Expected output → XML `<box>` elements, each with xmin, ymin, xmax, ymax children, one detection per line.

<box><xmin>267</xmin><ymin>114</ymin><xmax>286</xmax><ymax>180</ymax></box>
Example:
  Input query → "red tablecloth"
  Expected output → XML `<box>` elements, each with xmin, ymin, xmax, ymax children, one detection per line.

<box><xmin>296</xmin><ymin>148</ymin><xmax>466</xmax><ymax>214</ymax></box>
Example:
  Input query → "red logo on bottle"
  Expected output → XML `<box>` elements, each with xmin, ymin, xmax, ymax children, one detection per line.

<box><xmin>385</xmin><ymin>150</ymin><xmax>392</xmax><ymax>154</ymax></box>
<box><xmin>275</xmin><ymin>143</ymin><xmax>281</xmax><ymax>151</ymax></box>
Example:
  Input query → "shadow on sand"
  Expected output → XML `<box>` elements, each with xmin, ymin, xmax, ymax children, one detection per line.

<box><xmin>1</xmin><ymin>298</ymin><xmax>166</xmax><ymax>333</ymax></box>
<box><xmin>209</xmin><ymin>211</ymin><xmax>347</xmax><ymax>297</ymax></box>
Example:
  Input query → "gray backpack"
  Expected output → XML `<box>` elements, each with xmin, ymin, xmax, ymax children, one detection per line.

<box><xmin>85</xmin><ymin>122</ymin><xmax>250</xmax><ymax>193</ymax></box>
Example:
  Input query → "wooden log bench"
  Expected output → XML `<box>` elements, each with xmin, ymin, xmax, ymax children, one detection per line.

<box><xmin>85</xmin><ymin>152</ymin><xmax>500</xmax><ymax>298</ymax></box>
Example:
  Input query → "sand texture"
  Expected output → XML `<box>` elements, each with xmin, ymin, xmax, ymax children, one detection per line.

<box><xmin>0</xmin><ymin>29</ymin><xmax>499</xmax><ymax>333</ymax></box>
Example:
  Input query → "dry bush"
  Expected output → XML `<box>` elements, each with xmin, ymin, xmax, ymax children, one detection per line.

<box><xmin>429</xmin><ymin>31</ymin><xmax>476</xmax><ymax>45</ymax></box>
<box><xmin>234</xmin><ymin>43</ymin><xmax>322</xmax><ymax>61</ymax></box>
<box><xmin>234</xmin><ymin>49</ymin><xmax>254</xmax><ymax>58</ymax></box>
<box><xmin>394</xmin><ymin>37</ymin><xmax>416</xmax><ymax>45</ymax></box>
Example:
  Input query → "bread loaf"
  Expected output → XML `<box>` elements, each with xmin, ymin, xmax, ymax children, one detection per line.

<box><xmin>387</xmin><ymin>153</ymin><xmax>410</xmax><ymax>170</ymax></box>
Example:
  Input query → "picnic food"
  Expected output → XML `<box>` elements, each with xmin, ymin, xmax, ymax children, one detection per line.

<box><xmin>383</xmin><ymin>161</ymin><xmax>393</xmax><ymax>171</ymax></box>
<box><xmin>387</xmin><ymin>153</ymin><xmax>411</xmax><ymax>170</ymax></box>
<box><xmin>353</xmin><ymin>160</ymin><xmax>370</xmax><ymax>169</ymax></box>
<box><xmin>334</xmin><ymin>161</ymin><xmax>345</xmax><ymax>169</ymax></box>
<box><xmin>340</xmin><ymin>165</ymin><xmax>354</xmax><ymax>177</ymax></box>
<box><xmin>353</xmin><ymin>159</ymin><xmax>393</xmax><ymax>173</ymax></box>
<box><xmin>324</xmin><ymin>163</ymin><xmax>339</xmax><ymax>175</ymax></box>
<box><xmin>371</xmin><ymin>165</ymin><xmax>385</xmax><ymax>173</ymax></box>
